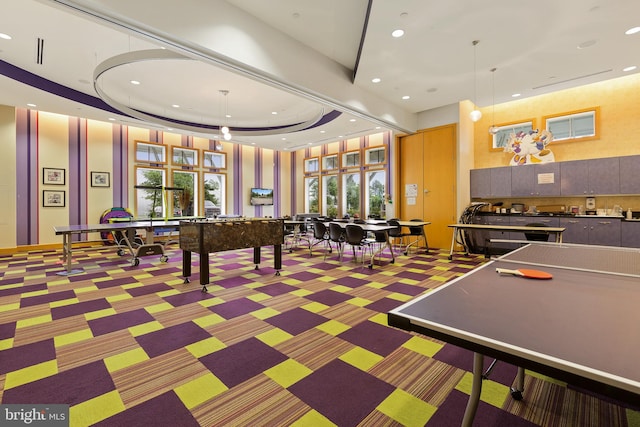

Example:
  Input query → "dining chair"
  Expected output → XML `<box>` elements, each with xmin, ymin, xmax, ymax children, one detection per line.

<box><xmin>386</xmin><ymin>219</ymin><xmax>408</xmax><ymax>251</ymax></box>
<box><xmin>344</xmin><ymin>224</ymin><xmax>371</xmax><ymax>265</ymax></box>
<box><xmin>327</xmin><ymin>223</ymin><xmax>345</xmax><ymax>261</ymax></box>
<box><xmin>405</xmin><ymin>218</ymin><xmax>428</xmax><ymax>255</ymax></box>
<box><xmin>309</xmin><ymin>220</ymin><xmax>331</xmax><ymax>257</ymax></box>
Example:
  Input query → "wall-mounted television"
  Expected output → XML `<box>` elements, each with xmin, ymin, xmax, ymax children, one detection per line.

<box><xmin>250</xmin><ymin>188</ymin><xmax>274</xmax><ymax>206</ymax></box>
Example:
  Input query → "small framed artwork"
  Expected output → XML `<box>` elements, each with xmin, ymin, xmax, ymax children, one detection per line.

<box><xmin>43</xmin><ymin>167</ymin><xmax>65</xmax><ymax>185</ymax></box>
<box><xmin>43</xmin><ymin>190</ymin><xmax>65</xmax><ymax>207</ymax></box>
<box><xmin>91</xmin><ymin>171</ymin><xmax>110</xmax><ymax>187</ymax></box>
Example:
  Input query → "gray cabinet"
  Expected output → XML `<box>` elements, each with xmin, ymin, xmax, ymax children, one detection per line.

<box><xmin>510</xmin><ymin>216</ymin><xmax>560</xmax><ymax>242</ymax></box>
<box><xmin>470</xmin><ymin>167</ymin><xmax>511</xmax><ymax>198</ymax></box>
<box><xmin>511</xmin><ymin>163</ymin><xmax>560</xmax><ymax>197</ymax></box>
<box><xmin>560</xmin><ymin>158</ymin><xmax>620</xmax><ymax>196</ymax></box>
<box><xmin>619</xmin><ymin>155</ymin><xmax>640</xmax><ymax>194</ymax></box>
<box><xmin>621</xmin><ymin>221</ymin><xmax>640</xmax><ymax>248</ymax></box>
<box><xmin>560</xmin><ymin>216</ymin><xmax>621</xmax><ymax>246</ymax></box>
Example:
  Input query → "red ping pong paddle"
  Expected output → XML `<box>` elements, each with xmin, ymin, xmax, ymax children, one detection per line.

<box><xmin>496</xmin><ymin>268</ymin><xmax>552</xmax><ymax>280</ymax></box>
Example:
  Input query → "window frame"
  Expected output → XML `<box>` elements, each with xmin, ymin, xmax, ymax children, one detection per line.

<box><xmin>171</xmin><ymin>169</ymin><xmax>199</xmax><ymax>217</ymax></box>
<box><xmin>489</xmin><ymin>119</ymin><xmax>536</xmax><ymax>151</ymax></box>
<box><xmin>203</xmin><ymin>172</ymin><xmax>226</xmax><ymax>218</ymax></box>
<box><xmin>340</xmin><ymin>149</ymin><xmax>361</xmax><ymax>170</ymax></box>
<box><xmin>304</xmin><ymin>156</ymin><xmax>320</xmax><ymax>174</ymax></box>
<box><xmin>364</xmin><ymin>146</ymin><xmax>386</xmax><ymax>166</ymax></box>
<box><xmin>202</xmin><ymin>150</ymin><xmax>227</xmax><ymax>169</ymax></box>
<box><xmin>171</xmin><ymin>146</ymin><xmax>199</xmax><ymax>167</ymax></box>
<box><xmin>135</xmin><ymin>141</ymin><xmax>167</xmax><ymax>164</ymax></box>
<box><xmin>321</xmin><ymin>154</ymin><xmax>339</xmax><ymax>172</ymax></box>
<box><xmin>134</xmin><ymin>165</ymin><xmax>167</xmax><ymax>218</ymax></box>
<box><xmin>543</xmin><ymin>107</ymin><xmax>599</xmax><ymax>143</ymax></box>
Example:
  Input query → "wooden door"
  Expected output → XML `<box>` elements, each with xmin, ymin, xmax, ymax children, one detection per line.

<box><xmin>399</xmin><ymin>124</ymin><xmax>457</xmax><ymax>249</ymax></box>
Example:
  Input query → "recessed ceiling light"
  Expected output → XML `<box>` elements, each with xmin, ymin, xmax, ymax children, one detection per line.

<box><xmin>349</xmin><ymin>118</ymin><xmax>356</xmax><ymax>122</ymax></box>
<box><xmin>130</xmin><ymin>80</ymin><xmax>140</xmax><ymax>85</ymax></box>
<box><xmin>391</xmin><ymin>29</ymin><xmax>404</xmax><ymax>38</ymax></box>
<box><xmin>271</xmin><ymin>111</ymin><xmax>278</xmax><ymax>115</ymax></box>
<box><xmin>402</xmin><ymin>95</ymin><xmax>410</xmax><ymax>100</ymax></box>
<box><xmin>167</xmin><ymin>128</ymin><xmax>173</xmax><ymax>131</ymax></box>
<box><xmin>623</xmin><ymin>65</ymin><xmax>637</xmax><ymax>72</ymax></box>
<box><xmin>512</xmin><ymin>93</ymin><xmax>521</xmax><ymax>98</ymax></box>
<box><xmin>371</xmin><ymin>77</ymin><xmax>381</xmax><ymax>83</ymax></box>
<box><xmin>171</xmin><ymin>104</ymin><xmax>180</xmax><ymax>108</ymax></box>
<box><xmin>225</xmin><ymin>114</ymin><xmax>231</xmax><ymax>118</ymax></box>
<box><xmin>108</xmin><ymin>117</ymin><xmax>115</xmax><ymax>121</ymax></box>
<box><xmin>26</xmin><ymin>103</ymin><xmax>36</xmax><ymax>107</ymax></box>
<box><xmin>577</xmin><ymin>40</ymin><xmax>597</xmax><ymax>49</ymax></box>
<box><xmin>281</xmin><ymin>137</ymin><xmax>286</xmax><ymax>141</ymax></box>
<box><xmin>320</xmin><ymin>130</ymin><xmax>326</xmax><ymax>133</ymax></box>
<box><xmin>0</xmin><ymin>33</ymin><xmax>11</xmax><ymax>40</ymax></box>
<box><xmin>625</xmin><ymin>26</ymin><xmax>640</xmax><ymax>35</ymax></box>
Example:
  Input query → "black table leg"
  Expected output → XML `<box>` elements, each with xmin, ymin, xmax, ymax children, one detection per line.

<box><xmin>182</xmin><ymin>250</ymin><xmax>191</xmax><ymax>283</ymax></box>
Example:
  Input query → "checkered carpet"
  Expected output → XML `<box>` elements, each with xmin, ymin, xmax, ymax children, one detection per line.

<box><xmin>0</xmin><ymin>242</ymin><xmax>638</xmax><ymax>426</ymax></box>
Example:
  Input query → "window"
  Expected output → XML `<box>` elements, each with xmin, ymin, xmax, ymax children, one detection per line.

<box><xmin>544</xmin><ymin>108</ymin><xmax>598</xmax><ymax>142</ymax></box>
<box><xmin>135</xmin><ymin>141</ymin><xmax>167</xmax><ymax>164</ymax></box>
<box><xmin>364</xmin><ymin>147</ymin><xmax>386</xmax><ymax>166</ymax></box>
<box><xmin>203</xmin><ymin>150</ymin><xmax>226</xmax><ymax>169</ymax></box>
<box><xmin>322</xmin><ymin>175</ymin><xmax>338</xmax><ymax>218</ymax></box>
<box><xmin>490</xmin><ymin>120</ymin><xmax>535</xmax><ymax>151</ymax></box>
<box><xmin>321</xmin><ymin>154</ymin><xmax>338</xmax><ymax>172</ymax></box>
<box><xmin>203</xmin><ymin>173</ymin><xmax>226</xmax><ymax>218</ymax></box>
<box><xmin>171</xmin><ymin>146</ymin><xmax>199</xmax><ymax>167</ymax></box>
<box><xmin>341</xmin><ymin>150</ymin><xmax>360</xmax><ymax>169</ymax></box>
<box><xmin>342</xmin><ymin>173</ymin><xmax>360</xmax><ymax>216</ymax></box>
<box><xmin>172</xmin><ymin>170</ymin><xmax>198</xmax><ymax>216</ymax></box>
<box><xmin>135</xmin><ymin>166</ymin><xmax>166</xmax><ymax>217</ymax></box>
<box><xmin>365</xmin><ymin>170</ymin><xmax>386</xmax><ymax>218</ymax></box>
<box><xmin>304</xmin><ymin>157</ymin><xmax>319</xmax><ymax>174</ymax></box>
<box><xmin>304</xmin><ymin>176</ymin><xmax>319</xmax><ymax>213</ymax></box>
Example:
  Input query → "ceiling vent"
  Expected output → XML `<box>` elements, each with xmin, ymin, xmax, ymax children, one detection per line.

<box><xmin>35</xmin><ymin>38</ymin><xmax>44</xmax><ymax>65</ymax></box>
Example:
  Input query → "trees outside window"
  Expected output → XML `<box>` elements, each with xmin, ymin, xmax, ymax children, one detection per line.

<box><xmin>366</xmin><ymin>170</ymin><xmax>385</xmax><ymax>218</ymax></box>
<box><xmin>322</xmin><ymin>175</ymin><xmax>338</xmax><ymax>218</ymax></box>
<box><xmin>305</xmin><ymin>177</ymin><xmax>319</xmax><ymax>213</ymax></box>
<box><xmin>203</xmin><ymin>173</ymin><xmax>225</xmax><ymax>217</ymax></box>
<box><xmin>342</xmin><ymin>173</ymin><xmax>360</xmax><ymax>217</ymax></box>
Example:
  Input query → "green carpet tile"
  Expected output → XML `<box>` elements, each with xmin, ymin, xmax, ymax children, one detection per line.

<box><xmin>0</xmin><ymin>243</ymin><xmax>638</xmax><ymax>426</ymax></box>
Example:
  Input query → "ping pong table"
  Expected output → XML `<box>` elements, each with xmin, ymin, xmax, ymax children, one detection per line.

<box><xmin>54</xmin><ymin>220</ymin><xmax>181</xmax><ymax>274</ymax></box>
<box><xmin>389</xmin><ymin>243</ymin><xmax>640</xmax><ymax>426</ymax></box>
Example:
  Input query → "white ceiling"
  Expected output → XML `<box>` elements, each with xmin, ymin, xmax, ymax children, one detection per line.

<box><xmin>0</xmin><ymin>0</ymin><xmax>638</xmax><ymax>151</ymax></box>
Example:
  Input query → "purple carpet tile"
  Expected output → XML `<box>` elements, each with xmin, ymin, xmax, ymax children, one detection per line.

<box><xmin>304</xmin><ymin>261</ymin><xmax>338</xmax><ymax>271</ymax></box>
<box><xmin>0</xmin><ymin>339</ymin><xmax>56</xmax><ymax>374</ymax></box>
<box><xmin>393</xmin><ymin>270</ymin><xmax>431</xmax><ymax>281</ymax></box>
<box><xmin>146</xmin><ymin>266</ymin><xmax>182</xmax><ymax>276</ymax></box>
<box><xmin>288</xmin><ymin>359</ymin><xmax>395</xmax><ymax>427</ymax></box>
<box><xmin>305</xmin><ymin>289</ymin><xmax>353</xmax><ymax>306</ymax></box>
<box><xmin>567</xmin><ymin>384</ymin><xmax>640</xmax><ymax>410</ymax></box>
<box><xmin>256</xmin><ymin>282</ymin><xmax>299</xmax><ymax>297</ymax></box>
<box><xmin>449</xmin><ymin>266</ymin><xmax>477</xmax><ymax>273</ymax></box>
<box><xmin>199</xmin><ymin>337</ymin><xmax>288</xmax><ymax>388</ymax></box>
<box><xmin>215</xmin><ymin>275</ymin><xmax>254</xmax><ymax>288</ymax></box>
<box><xmin>20</xmin><ymin>290</ymin><xmax>77</xmax><ymax>308</ymax></box>
<box><xmin>433</xmin><ymin>344</ymin><xmax>517</xmax><ymax>386</ymax></box>
<box><xmin>330</xmin><ymin>276</ymin><xmax>370</xmax><ymax>288</ymax></box>
<box><xmin>51</xmin><ymin>298</ymin><xmax>112</xmax><ymax>320</ymax></box>
<box><xmin>94</xmin><ymin>390</ymin><xmax>200</xmax><ymax>427</ymax></box>
<box><xmin>217</xmin><ymin>262</ymin><xmax>249</xmax><ymax>271</ymax></box>
<box><xmin>126</xmin><ymin>283</ymin><xmax>174</xmax><ymax>297</ymax></box>
<box><xmin>94</xmin><ymin>277</ymin><xmax>141</xmax><ymax>289</ymax></box>
<box><xmin>365</xmin><ymin>298</ymin><xmax>405</xmax><ymax>313</ymax></box>
<box><xmin>135</xmin><ymin>322</ymin><xmax>211</xmax><ymax>358</ymax></box>
<box><xmin>208</xmin><ymin>298</ymin><xmax>265</xmax><ymax>319</ymax></box>
<box><xmin>88</xmin><ymin>309</ymin><xmax>156</xmax><ymax>336</ymax></box>
<box><xmin>383</xmin><ymin>282</ymin><xmax>425</xmax><ymax>296</ymax></box>
<box><xmin>0</xmin><ymin>282</ymin><xmax>47</xmax><ymax>297</ymax></box>
<box><xmin>401</xmin><ymin>262</ymin><xmax>436</xmax><ymax>270</ymax></box>
<box><xmin>67</xmin><ymin>271</ymin><xmax>109</xmax><ymax>282</ymax></box>
<box><xmin>2</xmin><ymin>360</ymin><xmax>116</xmax><ymax>406</ymax></box>
<box><xmin>426</xmin><ymin>389</ymin><xmax>538</xmax><ymax>427</ymax></box>
<box><xmin>286</xmin><ymin>271</ymin><xmax>323</xmax><ymax>282</ymax></box>
<box><xmin>265</xmin><ymin>308</ymin><xmax>329</xmax><ymax>335</ymax></box>
<box><xmin>0</xmin><ymin>321</ymin><xmax>16</xmax><ymax>340</ymax></box>
<box><xmin>337</xmin><ymin>320</ymin><xmax>410</xmax><ymax>357</ymax></box>
<box><xmin>163</xmin><ymin>289</ymin><xmax>215</xmax><ymax>307</ymax></box>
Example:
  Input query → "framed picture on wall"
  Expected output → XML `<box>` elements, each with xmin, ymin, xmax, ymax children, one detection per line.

<box><xmin>43</xmin><ymin>167</ymin><xmax>65</xmax><ymax>185</ymax></box>
<box><xmin>91</xmin><ymin>171</ymin><xmax>110</xmax><ymax>187</ymax></box>
<box><xmin>43</xmin><ymin>190</ymin><xmax>65</xmax><ymax>207</ymax></box>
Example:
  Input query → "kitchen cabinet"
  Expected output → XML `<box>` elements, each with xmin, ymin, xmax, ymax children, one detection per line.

<box><xmin>620</xmin><ymin>221</ymin><xmax>640</xmax><ymax>248</ymax></box>
<box><xmin>560</xmin><ymin>158</ymin><xmax>620</xmax><ymax>196</ymax></box>
<box><xmin>470</xmin><ymin>167</ymin><xmax>511</xmax><ymax>198</ymax></box>
<box><xmin>619</xmin><ymin>155</ymin><xmax>640</xmax><ymax>194</ymax></box>
<box><xmin>559</xmin><ymin>217</ymin><xmax>621</xmax><ymax>246</ymax></box>
<box><xmin>511</xmin><ymin>163</ymin><xmax>561</xmax><ymax>197</ymax></box>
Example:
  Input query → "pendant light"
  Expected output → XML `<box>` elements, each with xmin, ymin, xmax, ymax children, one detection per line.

<box><xmin>488</xmin><ymin>67</ymin><xmax>499</xmax><ymax>135</ymax></box>
<box><xmin>469</xmin><ymin>40</ymin><xmax>482</xmax><ymax>122</ymax></box>
<box><xmin>219</xmin><ymin>90</ymin><xmax>232</xmax><ymax>141</ymax></box>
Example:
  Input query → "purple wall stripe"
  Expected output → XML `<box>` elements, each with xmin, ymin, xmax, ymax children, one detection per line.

<box><xmin>112</xmin><ymin>124</ymin><xmax>127</xmax><ymax>208</ymax></box>
<box><xmin>273</xmin><ymin>152</ymin><xmax>281</xmax><ymax>218</ymax></box>
<box><xmin>233</xmin><ymin>144</ymin><xmax>242</xmax><ymax>215</ymax></box>
<box><xmin>254</xmin><ymin>148</ymin><xmax>262</xmax><ymax>217</ymax></box>
<box><xmin>290</xmin><ymin>152</ymin><xmax>296</xmax><ymax>215</ymax></box>
<box><xmin>67</xmin><ymin>118</ymin><xmax>88</xmax><ymax>240</ymax></box>
<box><xmin>15</xmin><ymin>109</ymin><xmax>39</xmax><ymax>245</ymax></box>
